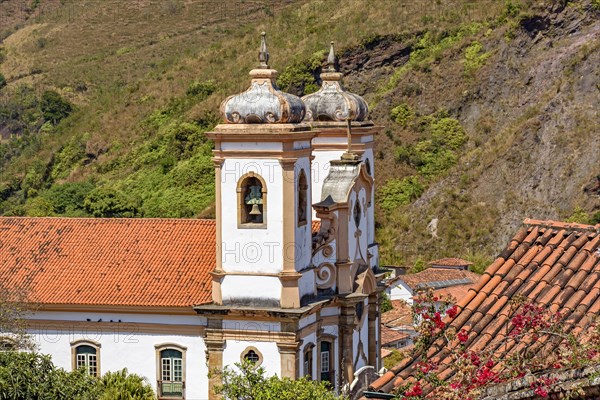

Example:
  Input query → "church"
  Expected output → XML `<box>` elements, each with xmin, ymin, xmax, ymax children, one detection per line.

<box><xmin>0</xmin><ymin>34</ymin><xmax>384</xmax><ymax>400</ymax></box>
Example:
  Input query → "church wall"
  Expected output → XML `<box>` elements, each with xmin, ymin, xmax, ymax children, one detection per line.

<box><xmin>30</xmin><ymin>321</ymin><xmax>207</xmax><ymax>399</ymax></box>
<box><xmin>221</xmin><ymin>275</ymin><xmax>281</xmax><ymax>305</ymax></box>
<box><xmin>221</xmin><ymin>157</ymin><xmax>284</xmax><ymax>274</ymax></box>
<box><xmin>222</xmin><ymin>339</ymin><xmax>280</xmax><ymax>376</ymax></box>
<box><xmin>352</xmin><ymin>298</ymin><xmax>370</xmax><ymax>372</ymax></box>
<box><xmin>222</xmin><ymin>319</ymin><xmax>280</xmax><ymax>333</ymax></box>
<box><xmin>311</xmin><ymin>148</ymin><xmax>345</xmax><ymax>218</ymax></box>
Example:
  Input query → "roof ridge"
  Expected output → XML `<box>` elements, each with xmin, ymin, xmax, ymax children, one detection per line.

<box><xmin>523</xmin><ymin>218</ymin><xmax>600</xmax><ymax>233</ymax></box>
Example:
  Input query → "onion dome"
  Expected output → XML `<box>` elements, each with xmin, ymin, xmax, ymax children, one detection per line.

<box><xmin>220</xmin><ymin>33</ymin><xmax>305</xmax><ymax>124</ymax></box>
<box><xmin>302</xmin><ymin>42</ymin><xmax>369</xmax><ymax>122</ymax></box>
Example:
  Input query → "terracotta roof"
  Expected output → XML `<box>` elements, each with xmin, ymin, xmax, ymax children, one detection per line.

<box><xmin>393</xmin><ymin>268</ymin><xmax>480</xmax><ymax>291</ymax></box>
<box><xmin>381</xmin><ymin>348</ymin><xmax>394</xmax><ymax>359</ymax></box>
<box><xmin>0</xmin><ymin>217</ymin><xmax>216</xmax><ymax>308</ymax></box>
<box><xmin>433</xmin><ymin>283</ymin><xmax>474</xmax><ymax>302</ymax></box>
<box><xmin>312</xmin><ymin>220</ymin><xmax>321</xmax><ymax>233</ymax></box>
<box><xmin>428</xmin><ymin>257</ymin><xmax>474</xmax><ymax>267</ymax></box>
<box><xmin>381</xmin><ymin>326</ymin><xmax>410</xmax><ymax>346</ymax></box>
<box><xmin>370</xmin><ymin>219</ymin><xmax>600</xmax><ymax>394</ymax></box>
<box><xmin>381</xmin><ymin>300</ymin><xmax>413</xmax><ymax>327</ymax></box>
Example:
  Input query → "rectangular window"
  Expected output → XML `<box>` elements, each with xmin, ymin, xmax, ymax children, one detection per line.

<box><xmin>321</xmin><ymin>351</ymin><xmax>330</xmax><ymax>373</ymax></box>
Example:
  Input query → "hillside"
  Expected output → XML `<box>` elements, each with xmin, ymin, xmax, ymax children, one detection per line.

<box><xmin>0</xmin><ymin>0</ymin><xmax>598</xmax><ymax>271</ymax></box>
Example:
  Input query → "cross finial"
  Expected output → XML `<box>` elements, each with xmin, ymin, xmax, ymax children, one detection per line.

<box><xmin>340</xmin><ymin>118</ymin><xmax>360</xmax><ymax>161</ymax></box>
<box><xmin>326</xmin><ymin>41</ymin><xmax>337</xmax><ymax>72</ymax></box>
<box><xmin>259</xmin><ymin>32</ymin><xmax>270</xmax><ymax>69</ymax></box>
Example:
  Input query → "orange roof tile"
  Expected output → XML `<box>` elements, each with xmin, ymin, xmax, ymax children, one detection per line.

<box><xmin>433</xmin><ymin>284</ymin><xmax>474</xmax><ymax>303</ymax></box>
<box><xmin>393</xmin><ymin>268</ymin><xmax>480</xmax><ymax>291</ymax></box>
<box><xmin>428</xmin><ymin>257</ymin><xmax>474</xmax><ymax>267</ymax></box>
<box><xmin>381</xmin><ymin>326</ymin><xmax>411</xmax><ymax>346</ymax></box>
<box><xmin>370</xmin><ymin>219</ymin><xmax>600</xmax><ymax>394</ymax></box>
<box><xmin>0</xmin><ymin>217</ymin><xmax>216</xmax><ymax>308</ymax></box>
<box><xmin>381</xmin><ymin>300</ymin><xmax>413</xmax><ymax>327</ymax></box>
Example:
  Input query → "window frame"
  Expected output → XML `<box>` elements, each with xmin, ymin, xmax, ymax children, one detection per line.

<box><xmin>237</xmin><ymin>172</ymin><xmax>268</xmax><ymax>229</ymax></box>
<box><xmin>240</xmin><ymin>345</ymin><xmax>264</xmax><ymax>367</ymax></box>
<box><xmin>318</xmin><ymin>339</ymin><xmax>335</xmax><ymax>384</ymax></box>
<box><xmin>303</xmin><ymin>343</ymin><xmax>315</xmax><ymax>379</ymax></box>
<box><xmin>155</xmin><ymin>343</ymin><xmax>187</xmax><ymax>400</ymax></box>
<box><xmin>70</xmin><ymin>339</ymin><xmax>101</xmax><ymax>377</ymax></box>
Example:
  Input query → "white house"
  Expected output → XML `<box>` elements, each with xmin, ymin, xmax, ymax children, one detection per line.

<box><xmin>0</xmin><ymin>35</ymin><xmax>385</xmax><ymax>400</ymax></box>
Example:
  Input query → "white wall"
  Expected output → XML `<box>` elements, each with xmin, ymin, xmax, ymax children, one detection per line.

<box><xmin>221</xmin><ymin>275</ymin><xmax>281</xmax><ymax>304</ymax></box>
<box><xmin>30</xmin><ymin>320</ymin><xmax>207</xmax><ymax>400</ymax></box>
<box><xmin>389</xmin><ymin>281</ymin><xmax>413</xmax><ymax>303</ymax></box>
<box><xmin>220</xmin><ymin>157</ymin><xmax>284</xmax><ymax>274</ymax></box>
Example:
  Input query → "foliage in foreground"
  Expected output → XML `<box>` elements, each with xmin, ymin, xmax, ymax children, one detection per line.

<box><xmin>0</xmin><ymin>352</ymin><xmax>155</xmax><ymax>400</ymax></box>
<box><xmin>393</xmin><ymin>289</ymin><xmax>600</xmax><ymax>399</ymax></box>
<box><xmin>214</xmin><ymin>359</ymin><xmax>345</xmax><ymax>400</ymax></box>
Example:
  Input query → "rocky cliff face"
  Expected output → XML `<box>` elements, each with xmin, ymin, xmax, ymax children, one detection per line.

<box><xmin>337</xmin><ymin>1</ymin><xmax>599</xmax><ymax>266</ymax></box>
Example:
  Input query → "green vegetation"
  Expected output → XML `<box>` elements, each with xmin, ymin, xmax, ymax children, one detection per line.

<box><xmin>378</xmin><ymin>176</ymin><xmax>424</xmax><ymax>212</ymax></box>
<box><xmin>276</xmin><ymin>50</ymin><xmax>326</xmax><ymax>95</ymax></box>
<box><xmin>214</xmin><ymin>360</ymin><xmax>345</xmax><ymax>400</ymax></box>
<box><xmin>381</xmin><ymin>292</ymin><xmax>393</xmax><ymax>313</ymax></box>
<box><xmin>463</xmin><ymin>41</ymin><xmax>491</xmax><ymax>75</ymax></box>
<box><xmin>0</xmin><ymin>352</ymin><xmax>154</xmax><ymax>399</ymax></box>
<box><xmin>0</xmin><ymin>74</ymin><xmax>5</xmax><ymax>90</ymax></box>
<box><xmin>41</xmin><ymin>91</ymin><xmax>73</xmax><ymax>126</ymax></box>
<box><xmin>390</xmin><ymin>103</ymin><xmax>415</xmax><ymax>127</ymax></box>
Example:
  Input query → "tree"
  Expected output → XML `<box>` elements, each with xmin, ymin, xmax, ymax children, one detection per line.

<box><xmin>40</xmin><ymin>90</ymin><xmax>72</xmax><ymax>125</ymax></box>
<box><xmin>213</xmin><ymin>359</ymin><xmax>345</xmax><ymax>400</ymax></box>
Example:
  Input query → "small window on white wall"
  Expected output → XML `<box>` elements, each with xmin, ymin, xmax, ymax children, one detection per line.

<box><xmin>71</xmin><ymin>340</ymin><xmax>101</xmax><ymax>377</ymax></box>
<box><xmin>237</xmin><ymin>173</ymin><xmax>267</xmax><ymax>228</ymax></box>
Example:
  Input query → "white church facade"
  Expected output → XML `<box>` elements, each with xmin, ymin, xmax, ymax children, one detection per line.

<box><xmin>1</xmin><ymin>34</ymin><xmax>384</xmax><ymax>400</ymax></box>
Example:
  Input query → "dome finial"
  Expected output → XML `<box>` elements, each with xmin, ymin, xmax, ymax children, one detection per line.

<box><xmin>258</xmin><ymin>32</ymin><xmax>270</xmax><ymax>69</ymax></box>
<box><xmin>327</xmin><ymin>41</ymin><xmax>337</xmax><ymax>72</ymax></box>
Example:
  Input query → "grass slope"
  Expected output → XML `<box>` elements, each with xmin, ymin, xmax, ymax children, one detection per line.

<box><xmin>0</xmin><ymin>0</ymin><xmax>598</xmax><ymax>271</ymax></box>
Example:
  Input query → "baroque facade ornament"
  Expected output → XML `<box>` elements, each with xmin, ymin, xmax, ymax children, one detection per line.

<box><xmin>302</xmin><ymin>42</ymin><xmax>369</xmax><ymax>122</ymax></box>
<box><xmin>220</xmin><ymin>33</ymin><xmax>305</xmax><ymax>124</ymax></box>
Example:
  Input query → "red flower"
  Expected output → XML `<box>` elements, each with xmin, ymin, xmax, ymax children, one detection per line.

<box><xmin>447</xmin><ymin>305</ymin><xmax>458</xmax><ymax>318</ymax></box>
<box><xmin>457</xmin><ymin>329</ymin><xmax>469</xmax><ymax>343</ymax></box>
<box><xmin>404</xmin><ymin>382</ymin><xmax>423</xmax><ymax>397</ymax></box>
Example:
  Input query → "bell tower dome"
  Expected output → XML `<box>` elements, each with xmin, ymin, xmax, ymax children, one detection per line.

<box><xmin>302</xmin><ymin>42</ymin><xmax>382</xmax><ymax>270</ymax></box>
<box><xmin>207</xmin><ymin>33</ymin><xmax>318</xmax><ymax>309</ymax></box>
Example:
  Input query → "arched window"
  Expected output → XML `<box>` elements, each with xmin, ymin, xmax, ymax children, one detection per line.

<box><xmin>237</xmin><ymin>172</ymin><xmax>267</xmax><ymax>228</ymax></box>
<box><xmin>155</xmin><ymin>343</ymin><xmax>186</xmax><ymax>399</ymax></box>
<box><xmin>298</xmin><ymin>170</ymin><xmax>308</xmax><ymax>226</ymax></box>
<box><xmin>71</xmin><ymin>340</ymin><xmax>100</xmax><ymax>377</ymax></box>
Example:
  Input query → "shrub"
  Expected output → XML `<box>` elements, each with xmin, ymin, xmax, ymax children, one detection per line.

<box><xmin>0</xmin><ymin>74</ymin><xmax>6</xmax><ymax>90</ymax></box>
<box><xmin>390</xmin><ymin>103</ymin><xmax>415</xmax><ymax>127</ymax></box>
<box><xmin>378</xmin><ymin>176</ymin><xmax>424</xmax><ymax>212</ymax></box>
<box><xmin>98</xmin><ymin>369</ymin><xmax>155</xmax><ymax>400</ymax></box>
<box><xmin>41</xmin><ymin>90</ymin><xmax>73</xmax><ymax>125</ymax></box>
<box><xmin>50</xmin><ymin>138</ymin><xmax>86</xmax><ymax>180</ymax></box>
<box><xmin>83</xmin><ymin>187</ymin><xmax>138</xmax><ymax>217</ymax></box>
<box><xmin>381</xmin><ymin>292</ymin><xmax>393</xmax><ymax>313</ymax></box>
<box><xmin>186</xmin><ymin>79</ymin><xmax>216</xmax><ymax>98</ymax></box>
<box><xmin>430</xmin><ymin>117</ymin><xmax>467</xmax><ymax>150</ymax></box>
<box><xmin>41</xmin><ymin>181</ymin><xmax>95</xmax><ymax>215</ymax></box>
<box><xmin>464</xmin><ymin>41</ymin><xmax>491</xmax><ymax>75</ymax></box>
<box><xmin>214</xmin><ymin>359</ymin><xmax>344</xmax><ymax>400</ymax></box>
<box><xmin>277</xmin><ymin>50</ymin><xmax>326</xmax><ymax>95</ymax></box>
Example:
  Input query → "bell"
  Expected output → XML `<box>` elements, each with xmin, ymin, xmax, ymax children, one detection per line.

<box><xmin>249</xmin><ymin>203</ymin><xmax>262</xmax><ymax>216</ymax></box>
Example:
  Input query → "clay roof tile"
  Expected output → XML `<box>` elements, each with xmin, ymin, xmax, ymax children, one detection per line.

<box><xmin>374</xmin><ymin>219</ymin><xmax>600</xmax><ymax>395</ymax></box>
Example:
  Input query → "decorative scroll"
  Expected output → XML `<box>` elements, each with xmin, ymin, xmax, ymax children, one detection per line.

<box><xmin>316</xmin><ymin>263</ymin><xmax>336</xmax><ymax>289</ymax></box>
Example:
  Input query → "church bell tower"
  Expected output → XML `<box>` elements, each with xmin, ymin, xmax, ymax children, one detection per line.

<box><xmin>207</xmin><ymin>33</ymin><xmax>318</xmax><ymax>309</ymax></box>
